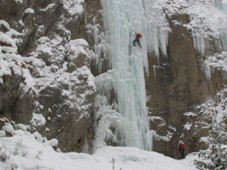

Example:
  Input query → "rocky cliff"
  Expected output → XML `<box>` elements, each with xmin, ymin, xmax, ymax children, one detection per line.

<box><xmin>146</xmin><ymin>14</ymin><xmax>226</xmax><ymax>157</ymax></box>
<box><xmin>0</xmin><ymin>0</ymin><xmax>95</xmax><ymax>153</ymax></box>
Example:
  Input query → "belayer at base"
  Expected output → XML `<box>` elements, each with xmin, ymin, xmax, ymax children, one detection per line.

<box><xmin>178</xmin><ymin>140</ymin><xmax>186</xmax><ymax>159</ymax></box>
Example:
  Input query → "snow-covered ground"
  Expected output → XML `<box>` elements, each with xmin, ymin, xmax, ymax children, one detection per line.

<box><xmin>0</xmin><ymin>128</ymin><xmax>197</xmax><ymax>170</ymax></box>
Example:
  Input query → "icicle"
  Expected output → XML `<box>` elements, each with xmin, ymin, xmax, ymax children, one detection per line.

<box><xmin>192</xmin><ymin>30</ymin><xmax>206</xmax><ymax>57</ymax></box>
<box><xmin>153</xmin><ymin>65</ymin><xmax>157</xmax><ymax>80</ymax></box>
<box><xmin>213</xmin><ymin>0</ymin><xmax>223</xmax><ymax>9</ymax></box>
<box><xmin>203</xmin><ymin>61</ymin><xmax>212</xmax><ymax>80</ymax></box>
<box><xmin>221</xmin><ymin>0</ymin><xmax>227</xmax><ymax>51</ymax></box>
<box><xmin>222</xmin><ymin>60</ymin><xmax>227</xmax><ymax>80</ymax></box>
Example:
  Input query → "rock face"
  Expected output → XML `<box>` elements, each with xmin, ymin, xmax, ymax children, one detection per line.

<box><xmin>0</xmin><ymin>1</ymin><xmax>34</xmax><ymax>124</ymax></box>
<box><xmin>0</xmin><ymin>0</ymin><xmax>96</xmax><ymax>153</ymax></box>
<box><xmin>0</xmin><ymin>74</ymin><xmax>34</xmax><ymax>123</ymax></box>
<box><xmin>146</xmin><ymin>14</ymin><xmax>225</xmax><ymax>158</ymax></box>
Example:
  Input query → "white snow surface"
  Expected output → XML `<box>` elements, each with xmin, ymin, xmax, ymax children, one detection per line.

<box><xmin>13</xmin><ymin>0</ymin><xmax>22</xmax><ymax>3</ymax></box>
<box><xmin>0</xmin><ymin>129</ymin><xmax>198</xmax><ymax>170</ymax></box>
<box><xmin>63</xmin><ymin>0</ymin><xmax>84</xmax><ymax>16</ymax></box>
<box><xmin>24</xmin><ymin>8</ymin><xmax>35</xmax><ymax>14</ymax></box>
<box><xmin>31</xmin><ymin>113</ymin><xmax>46</xmax><ymax>127</ymax></box>
<box><xmin>40</xmin><ymin>3</ymin><xmax>55</xmax><ymax>12</ymax></box>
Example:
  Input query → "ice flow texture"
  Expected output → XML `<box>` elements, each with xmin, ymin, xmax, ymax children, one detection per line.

<box><xmin>100</xmin><ymin>0</ymin><xmax>169</xmax><ymax>150</ymax></box>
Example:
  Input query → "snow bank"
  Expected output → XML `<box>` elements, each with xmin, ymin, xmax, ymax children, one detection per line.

<box><xmin>0</xmin><ymin>32</ymin><xmax>16</xmax><ymax>47</ymax></box>
<box><xmin>0</xmin><ymin>126</ymin><xmax>198</xmax><ymax>170</ymax></box>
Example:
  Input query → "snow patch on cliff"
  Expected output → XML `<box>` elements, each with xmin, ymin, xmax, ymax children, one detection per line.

<box><xmin>160</xmin><ymin>0</ymin><xmax>227</xmax><ymax>80</ymax></box>
<box><xmin>203</xmin><ymin>51</ymin><xmax>227</xmax><ymax>80</ymax></box>
<box><xmin>161</xmin><ymin>0</ymin><xmax>226</xmax><ymax>56</ymax></box>
<box><xmin>0</xmin><ymin>20</ymin><xmax>34</xmax><ymax>92</ymax></box>
<box><xmin>63</xmin><ymin>0</ymin><xmax>84</xmax><ymax>16</ymax></box>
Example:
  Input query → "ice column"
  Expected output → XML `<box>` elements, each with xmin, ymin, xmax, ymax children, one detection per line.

<box><xmin>221</xmin><ymin>0</ymin><xmax>227</xmax><ymax>50</ymax></box>
<box><xmin>100</xmin><ymin>0</ymin><xmax>168</xmax><ymax>150</ymax></box>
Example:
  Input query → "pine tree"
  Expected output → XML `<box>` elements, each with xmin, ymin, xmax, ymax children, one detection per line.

<box><xmin>194</xmin><ymin>120</ymin><xmax>227</xmax><ymax>170</ymax></box>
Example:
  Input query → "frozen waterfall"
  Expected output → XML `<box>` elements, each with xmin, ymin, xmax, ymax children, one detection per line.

<box><xmin>99</xmin><ymin>0</ymin><xmax>169</xmax><ymax>150</ymax></box>
<box><xmin>221</xmin><ymin>0</ymin><xmax>227</xmax><ymax>50</ymax></box>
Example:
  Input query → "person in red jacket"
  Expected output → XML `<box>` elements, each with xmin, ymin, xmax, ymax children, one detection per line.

<box><xmin>133</xmin><ymin>32</ymin><xmax>142</xmax><ymax>48</ymax></box>
<box><xmin>178</xmin><ymin>140</ymin><xmax>186</xmax><ymax>158</ymax></box>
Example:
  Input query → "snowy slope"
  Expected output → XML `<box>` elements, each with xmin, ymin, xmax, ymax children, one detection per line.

<box><xmin>0</xmin><ymin>128</ymin><xmax>197</xmax><ymax>170</ymax></box>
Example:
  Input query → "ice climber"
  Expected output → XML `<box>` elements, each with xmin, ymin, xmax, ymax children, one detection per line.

<box><xmin>178</xmin><ymin>140</ymin><xmax>186</xmax><ymax>159</ymax></box>
<box><xmin>133</xmin><ymin>32</ymin><xmax>142</xmax><ymax>48</ymax></box>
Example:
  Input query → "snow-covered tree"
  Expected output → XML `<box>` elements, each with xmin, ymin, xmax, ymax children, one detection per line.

<box><xmin>195</xmin><ymin>120</ymin><xmax>227</xmax><ymax>170</ymax></box>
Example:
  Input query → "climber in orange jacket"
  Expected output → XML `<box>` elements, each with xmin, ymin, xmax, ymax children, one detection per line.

<box><xmin>133</xmin><ymin>32</ymin><xmax>142</xmax><ymax>48</ymax></box>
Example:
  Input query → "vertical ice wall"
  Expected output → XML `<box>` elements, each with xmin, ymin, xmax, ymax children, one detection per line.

<box><xmin>221</xmin><ymin>0</ymin><xmax>227</xmax><ymax>50</ymax></box>
<box><xmin>214</xmin><ymin>0</ymin><xmax>222</xmax><ymax>8</ymax></box>
<box><xmin>100</xmin><ymin>0</ymin><xmax>168</xmax><ymax>150</ymax></box>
